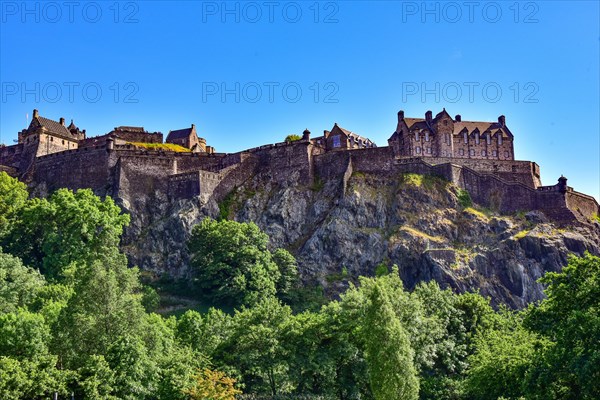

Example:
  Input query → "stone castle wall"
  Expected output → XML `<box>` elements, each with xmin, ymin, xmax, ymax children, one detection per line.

<box><xmin>33</xmin><ymin>146</ymin><xmax>113</xmax><ymax>196</ymax></box>
<box><xmin>4</xmin><ymin>131</ymin><xmax>598</xmax><ymax>226</ymax></box>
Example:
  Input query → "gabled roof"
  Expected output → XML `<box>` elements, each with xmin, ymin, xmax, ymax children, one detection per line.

<box><xmin>331</xmin><ymin>124</ymin><xmax>375</xmax><ymax>145</ymax></box>
<box><xmin>453</xmin><ymin>121</ymin><xmax>510</xmax><ymax>137</ymax></box>
<box><xmin>31</xmin><ymin>115</ymin><xmax>73</xmax><ymax>139</ymax></box>
<box><xmin>166</xmin><ymin>127</ymin><xmax>194</xmax><ymax>141</ymax></box>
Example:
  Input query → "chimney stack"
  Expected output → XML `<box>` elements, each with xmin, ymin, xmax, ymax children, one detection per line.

<box><xmin>425</xmin><ymin>110</ymin><xmax>432</xmax><ymax>122</ymax></box>
<box><xmin>59</xmin><ymin>118</ymin><xmax>65</xmax><ymax>126</ymax></box>
<box><xmin>455</xmin><ymin>114</ymin><xmax>461</xmax><ymax>122</ymax></box>
<box><xmin>191</xmin><ymin>123</ymin><xmax>195</xmax><ymax>130</ymax></box>
<box><xmin>397</xmin><ymin>110</ymin><xmax>404</xmax><ymax>121</ymax></box>
<box><xmin>33</xmin><ymin>109</ymin><xmax>39</xmax><ymax>118</ymax></box>
<box><xmin>498</xmin><ymin>115</ymin><xmax>506</xmax><ymax>126</ymax></box>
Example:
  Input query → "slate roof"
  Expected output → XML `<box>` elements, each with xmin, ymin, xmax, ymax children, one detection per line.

<box><xmin>33</xmin><ymin>116</ymin><xmax>74</xmax><ymax>139</ymax></box>
<box><xmin>334</xmin><ymin>124</ymin><xmax>376</xmax><ymax>146</ymax></box>
<box><xmin>399</xmin><ymin>114</ymin><xmax>511</xmax><ymax>138</ymax></box>
<box><xmin>166</xmin><ymin>127</ymin><xmax>193</xmax><ymax>141</ymax></box>
<box><xmin>454</xmin><ymin>121</ymin><xmax>509</xmax><ymax>137</ymax></box>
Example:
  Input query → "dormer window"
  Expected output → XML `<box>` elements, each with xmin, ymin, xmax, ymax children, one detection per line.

<box><xmin>498</xmin><ymin>134</ymin><xmax>503</xmax><ymax>145</ymax></box>
<box><xmin>475</xmin><ymin>134</ymin><xmax>480</xmax><ymax>145</ymax></box>
<box><xmin>415</xmin><ymin>131</ymin><xmax>420</xmax><ymax>141</ymax></box>
<box><xmin>463</xmin><ymin>131</ymin><xmax>468</xmax><ymax>144</ymax></box>
<box><xmin>486</xmin><ymin>133</ymin><xmax>491</xmax><ymax>145</ymax></box>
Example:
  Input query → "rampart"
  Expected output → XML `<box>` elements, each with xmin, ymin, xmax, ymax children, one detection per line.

<box><xmin>4</xmin><ymin>129</ymin><xmax>598</xmax><ymax>226</ymax></box>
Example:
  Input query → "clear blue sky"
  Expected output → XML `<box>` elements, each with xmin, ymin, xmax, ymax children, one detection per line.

<box><xmin>1</xmin><ymin>1</ymin><xmax>598</xmax><ymax>199</ymax></box>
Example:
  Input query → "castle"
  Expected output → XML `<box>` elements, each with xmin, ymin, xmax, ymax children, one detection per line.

<box><xmin>1</xmin><ymin>108</ymin><xmax>598</xmax><ymax>225</ymax></box>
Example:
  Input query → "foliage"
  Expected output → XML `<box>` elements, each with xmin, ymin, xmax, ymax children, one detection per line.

<box><xmin>1</xmin><ymin>174</ymin><xmax>599</xmax><ymax>400</ymax></box>
<box><xmin>0</xmin><ymin>172</ymin><xmax>28</xmax><ymax>237</ymax></box>
<box><xmin>523</xmin><ymin>253</ymin><xmax>600</xmax><ymax>399</ymax></box>
<box><xmin>53</xmin><ymin>254</ymin><xmax>146</xmax><ymax>369</ymax></box>
<box><xmin>0</xmin><ymin>251</ymin><xmax>45</xmax><ymax>313</ymax></box>
<box><xmin>3</xmin><ymin>188</ymin><xmax>130</xmax><ymax>279</ymax></box>
<box><xmin>363</xmin><ymin>282</ymin><xmax>419</xmax><ymax>399</ymax></box>
<box><xmin>188</xmin><ymin>218</ymin><xmax>298</xmax><ymax>308</ymax></box>
<box><xmin>184</xmin><ymin>368</ymin><xmax>242</xmax><ymax>400</ymax></box>
<box><xmin>465</xmin><ymin>313</ymin><xmax>544</xmax><ymax>400</ymax></box>
<box><xmin>284</xmin><ymin>134</ymin><xmax>302</xmax><ymax>143</ymax></box>
<box><xmin>456</xmin><ymin>188</ymin><xmax>473</xmax><ymax>208</ymax></box>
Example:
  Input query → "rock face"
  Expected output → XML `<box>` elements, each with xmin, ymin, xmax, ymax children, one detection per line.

<box><xmin>120</xmin><ymin>169</ymin><xmax>600</xmax><ymax>309</ymax></box>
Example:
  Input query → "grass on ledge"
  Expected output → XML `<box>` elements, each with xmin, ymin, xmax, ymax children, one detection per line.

<box><xmin>127</xmin><ymin>142</ymin><xmax>192</xmax><ymax>152</ymax></box>
<box><xmin>400</xmin><ymin>226</ymin><xmax>445</xmax><ymax>243</ymax></box>
<box><xmin>514</xmin><ymin>229</ymin><xmax>530</xmax><ymax>240</ymax></box>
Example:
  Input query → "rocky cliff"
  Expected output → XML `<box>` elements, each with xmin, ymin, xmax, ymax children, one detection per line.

<box><xmin>119</xmin><ymin>168</ymin><xmax>600</xmax><ymax>309</ymax></box>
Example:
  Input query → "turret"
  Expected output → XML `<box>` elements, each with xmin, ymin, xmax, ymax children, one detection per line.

<box><xmin>558</xmin><ymin>175</ymin><xmax>568</xmax><ymax>193</ymax></box>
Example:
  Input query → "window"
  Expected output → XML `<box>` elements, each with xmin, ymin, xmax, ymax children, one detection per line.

<box><xmin>486</xmin><ymin>133</ymin><xmax>491</xmax><ymax>145</ymax></box>
<box><xmin>481</xmin><ymin>150</ymin><xmax>486</xmax><ymax>156</ymax></box>
<box><xmin>463</xmin><ymin>132</ymin><xmax>468</xmax><ymax>144</ymax></box>
<box><xmin>492</xmin><ymin>150</ymin><xmax>497</xmax><ymax>157</ymax></box>
<box><xmin>332</xmin><ymin>136</ymin><xmax>341</xmax><ymax>148</ymax></box>
<box><xmin>504</xmin><ymin>151</ymin><xmax>510</xmax><ymax>158</ymax></box>
<box><xmin>425</xmin><ymin>132</ymin><xmax>430</xmax><ymax>142</ymax></box>
<box><xmin>426</xmin><ymin>147</ymin><xmax>431</xmax><ymax>154</ymax></box>
<box><xmin>415</xmin><ymin>132</ymin><xmax>420</xmax><ymax>141</ymax></box>
<box><xmin>62</xmin><ymin>140</ymin><xmax>65</xmax><ymax>145</ymax></box>
<box><xmin>470</xmin><ymin>149</ymin><xmax>475</xmax><ymax>156</ymax></box>
<box><xmin>498</xmin><ymin>134</ymin><xmax>503</xmax><ymax>145</ymax></box>
<box><xmin>459</xmin><ymin>149</ymin><xmax>464</xmax><ymax>156</ymax></box>
<box><xmin>50</xmin><ymin>137</ymin><xmax>53</xmax><ymax>142</ymax></box>
<box><xmin>475</xmin><ymin>134</ymin><xmax>480</xmax><ymax>145</ymax></box>
<box><xmin>512</xmin><ymin>165</ymin><xmax>517</xmax><ymax>173</ymax></box>
<box><xmin>415</xmin><ymin>146</ymin><xmax>421</xmax><ymax>154</ymax></box>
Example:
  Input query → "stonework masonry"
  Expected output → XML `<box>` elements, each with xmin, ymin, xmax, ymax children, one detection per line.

<box><xmin>1</xmin><ymin>108</ymin><xmax>598</xmax><ymax>226</ymax></box>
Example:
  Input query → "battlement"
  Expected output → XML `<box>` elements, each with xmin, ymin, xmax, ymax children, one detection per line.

<box><xmin>2</xmin><ymin>108</ymin><xmax>598</xmax><ymax>225</ymax></box>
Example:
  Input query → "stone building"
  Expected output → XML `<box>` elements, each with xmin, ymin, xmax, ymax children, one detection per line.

<box><xmin>311</xmin><ymin>123</ymin><xmax>376</xmax><ymax>151</ymax></box>
<box><xmin>18</xmin><ymin>109</ymin><xmax>85</xmax><ymax>157</ymax></box>
<box><xmin>388</xmin><ymin>108</ymin><xmax>514</xmax><ymax>160</ymax></box>
<box><xmin>166</xmin><ymin>124</ymin><xmax>211</xmax><ymax>153</ymax></box>
<box><xmin>0</xmin><ymin>108</ymin><xmax>597</xmax><ymax>226</ymax></box>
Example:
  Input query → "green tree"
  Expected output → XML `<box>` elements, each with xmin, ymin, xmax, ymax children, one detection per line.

<box><xmin>363</xmin><ymin>282</ymin><xmax>419</xmax><ymax>400</ymax></box>
<box><xmin>188</xmin><ymin>218</ymin><xmax>281</xmax><ymax>307</ymax></box>
<box><xmin>0</xmin><ymin>251</ymin><xmax>45</xmax><ymax>313</ymax></box>
<box><xmin>0</xmin><ymin>172</ymin><xmax>28</xmax><ymax>238</ymax></box>
<box><xmin>53</xmin><ymin>254</ymin><xmax>146</xmax><ymax>368</ymax></box>
<box><xmin>272</xmin><ymin>248</ymin><xmax>299</xmax><ymax>298</ymax></box>
<box><xmin>4</xmin><ymin>188</ymin><xmax>130</xmax><ymax>278</ymax></box>
<box><xmin>0</xmin><ymin>310</ymin><xmax>51</xmax><ymax>360</ymax></box>
<box><xmin>75</xmin><ymin>355</ymin><xmax>117</xmax><ymax>400</ymax></box>
<box><xmin>215</xmin><ymin>297</ymin><xmax>292</xmax><ymax>395</ymax></box>
<box><xmin>465</xmin><ymin>312</ymin><xmax>544</xmax><ymax>400</ymax></box>
<box><xmin>524</xmin><ymin>253</ymin><xmax>600</xmax><ymax>399</ymax></box>
<box><xmin>284</xmin><ymin>134</ymin><xmax>302</xmax><ymax>143</ymax></box>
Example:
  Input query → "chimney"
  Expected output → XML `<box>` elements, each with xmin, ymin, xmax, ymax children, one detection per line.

<box><xmin>425</xmin><ymin>110</ymin><xmax>432</xmax><ymax>123</ymax></box>
<box><xmin>33</xmin><ymin>109</ymin><xmax>39</xmax><ymax>118</ymax></box>
<box><xmin>455</xmin><ymin>114</ymin><xmax>461</xmax><ymax>122</ymax></box>
<box><xmin>397</xmin><ymin>110</ymin><xmax>404</xmax><ymax>121</ymax></box>
<box><xmin>191</xmin><ymin>123</ymin><xmax>195</xmax><ymax>129</ymax></box>
<box><xmin>498</xmin><ymin>115</ymin><xmax>506</xmax><ymax>126</ymax></box>
<box><xmin>60</xmin><ymin>118</ymin><xmax>65</xmax><ymax>126</ymax></box>
<box><xmin>324</xmin><ymin>129</ymin><xmax>330</xmax><ymax>138</ymax></box>
<box><xmin>302</xmin><ymin>129</ymin><xmax>311</xmax><ymax>140</ymax></box>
